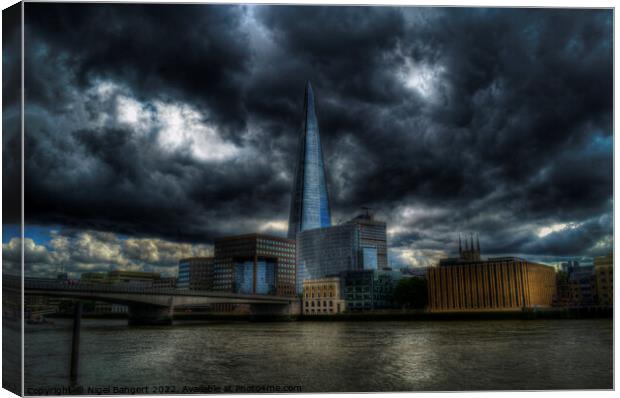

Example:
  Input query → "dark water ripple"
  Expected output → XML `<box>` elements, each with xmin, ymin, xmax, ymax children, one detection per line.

<box><xmin>24</xmin><ymin>318</ymin><xmax>613</xmax><ymax>393</ymax></box>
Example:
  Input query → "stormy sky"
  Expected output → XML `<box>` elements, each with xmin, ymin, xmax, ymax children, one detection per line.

<box><xmin>2</xmin><ymin>4</ymin><xmax>613</xmax><ymax>277</ymax></box>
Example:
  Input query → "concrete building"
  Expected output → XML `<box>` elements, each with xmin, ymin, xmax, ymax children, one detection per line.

<box><xmin>213</xmin><ymin>234</ymin><xmax>296</xmax><ymax>297</ymax></box>
<box><xmin>177</xmin><ymin>257</ymin><xmax>214</xmax><ymax>290</ymax></box>
<box><xmin>429</xmin><ymin>251</ymin><xmax>556</xmax><ymax>312</ymax></box>
<box><xmin>302</xmin><ymin>277</ymin><xmax>345</xmax><ymax>315</ymax></box>
<box><xmin>594</xmin><ymin>253</ymin><xmax>613</xmax><ymax>306</ymax></box>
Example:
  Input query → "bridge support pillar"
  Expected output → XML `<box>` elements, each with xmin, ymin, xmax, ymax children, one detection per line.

<box><xmin>128</xmin><ymin>304</ymin><xmax>173</xmax><ymax>326</ymax></box>
<box><xmin>70</xmin><ymin>302</ymin><xmax>82</xmax><ymax>383</ymax></box>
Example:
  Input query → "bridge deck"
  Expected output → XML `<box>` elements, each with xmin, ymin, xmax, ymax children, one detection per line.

<box><xmin>4</xmin><ymin>275</ymin><xmax>294</xmax><ymax>304</ymax></box>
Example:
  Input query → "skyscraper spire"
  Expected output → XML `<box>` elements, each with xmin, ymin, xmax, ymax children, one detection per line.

<box><xmin>476</xmin><ymin>233</ymin><xmax>480</xmax><ymax>253</ymax></box>
<box><xmin>287</xmin><ymin>81</ymin><xmax>332</xmax><ymax>239</ymax></box>
<box><xmin>458</xmin><ymin>233</ymin><xmax>462</xmax><ymax>255</ymax></box>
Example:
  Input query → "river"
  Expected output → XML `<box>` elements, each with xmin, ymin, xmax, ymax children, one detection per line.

<box><xmin>24</xmin><ymin>318</ymin><xmax>612</xmax><ymax>393</ymax></box>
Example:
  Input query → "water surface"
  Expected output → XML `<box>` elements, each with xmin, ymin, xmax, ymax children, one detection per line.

<box><xmin>24</xmin><ymin>318</ymin><xmax>613</xmax><ymax>393</ymax></box>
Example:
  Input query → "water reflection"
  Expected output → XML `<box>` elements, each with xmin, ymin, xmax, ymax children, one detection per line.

<box><xmin>24</xmin><ymin>319</ymin><xmax>612</xmax><ymax>393</ymax></box>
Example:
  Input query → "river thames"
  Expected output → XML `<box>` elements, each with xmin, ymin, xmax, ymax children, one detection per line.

<box><xmin>24</xmin><ymin>318</ymin><xmax>612</xmax><ymax>393</ymax></box>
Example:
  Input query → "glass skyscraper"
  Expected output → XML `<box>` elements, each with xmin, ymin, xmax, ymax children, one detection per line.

<box><xmin>287</xmin><ymin>81</ymin><xmax>332</xmax><ymax>239</ymax></box>
<box><xmin>295</xmin><ymin>213</ymin><xmax>388</xmax><ymax>293</ymax></box>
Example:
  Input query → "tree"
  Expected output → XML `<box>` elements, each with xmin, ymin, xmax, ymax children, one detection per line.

<box><xmin>393</xmin><ymin>277</ymin><xmax>428</xmax><ymax>309</ymax></box>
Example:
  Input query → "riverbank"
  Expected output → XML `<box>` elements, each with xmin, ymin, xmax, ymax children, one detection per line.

<box><xmin>296</xmin><ymin>306</ymin><xmax>613</xmax><ymax>321</ymax></box>
<box><xmin>45</xmin><ymin>306</ymin><xmax>612</xmax><ymax>322</ymax></box>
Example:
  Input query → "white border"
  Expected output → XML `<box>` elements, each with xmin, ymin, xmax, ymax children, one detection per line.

<box><xmin>0</xmin><ymin>2</ymin><xmax>616</xmax><ymax>398</ymax></box>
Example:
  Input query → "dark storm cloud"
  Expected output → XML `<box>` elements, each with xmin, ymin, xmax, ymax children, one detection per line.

<box><xmin>2</xmin><ymin>3</ymin><xmax>22</xmax><ymax>223</ymax></box>
<box><xmin>20</xmin><ymin>4</ymin><xmax>612</xmax><ymax>264</ymax></box>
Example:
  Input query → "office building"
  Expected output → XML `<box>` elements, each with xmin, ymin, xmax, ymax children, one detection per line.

<box><xmin>561</xmin><ymin>260</ymin><xmax>580</xmax><ymax>275</ymax></box>
<box><xmin>594</xmin><ymin>253</ymin><xmax>613</xmax><ymax>306</ymax></box>
<box><xmin>567</xmin><ymin>265</ymin><xmax>595</xmax><ymax>306</ymax></box>
<box><xmin>297</xmin><ymin>223</ymin><xmax>359</xmax><ymax>289</ymax></box>
<box><xmin>339</xmin><ymin>268</ymin><xmax>403</xmax><ymax>311</ymax></box>
<box><xmin>177</xmin><ymin>257</ymin><xmax>215</xmax><ymax>290</ymax></box>
<box><xmin>296</xmin><ymin>213</ymin><xmax>388</xmax><ymax>291</ymax></box>
<box><xmin>429</xmin><ymin>238</ymin><xmax>556</xmax><ymax>311</ymax></box>
<box><xmin>429</xmin><ymin>257</ymin><xmax>556</xmax><ymax>312</ymax></box>
<box><xmin>341</xmin><ymin>270</ymin><xmax>374</xmax><ymax>311</ymax></box>
<box><xmin>288</xmin><ymin>82</ymin><xmax>332</xmax><ymax>239</ymax></box>
<box><xmin>213</xmin><ymin>234</ymin><xmax>296</xmax><ymax>297</ymax></box>
<box><xmin>346</xmin><ymin>210</ymin><xmax>388</xmax><ymax>270</ymax></box>
<box><xmin>373</xmin><ymin>268</ymin><xmax>404</xmax><ymax>308</ymax></box>
<box><xmin>302</xmin><ymin>277</ymin><xmax>345</xmax><ymax>315</ymax></box>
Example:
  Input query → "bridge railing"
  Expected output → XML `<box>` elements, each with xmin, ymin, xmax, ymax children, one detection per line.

<box><xmin>22</xmin><ymin>277</ymin><xmax>181</xmax><ymax>295</ymax></box>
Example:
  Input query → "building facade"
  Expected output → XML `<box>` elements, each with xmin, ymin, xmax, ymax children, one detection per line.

<box><xmin>338</xmin><ymin>268</ymin><xmax>404</xmax><ymax>311</ymax></box>
<box><xmin>567</xmin><ymin>265</ymin><xmax>596</xmax><ymax>306</ymax></box>
<box><xmin>296</xmin><ymin>223</ymin><xmax>359</xmax><ymax>290</ymax></box>
<box><xmin>302</xmin><ymin>277</ymin><xmax>345</xmax><ymax>315</ymax></box>
<box><xmin>296</xmin><ymin>213</ymin><xmax>388</xmax><ymax>292</ymax></box>
<box><xmin>287</xmin><ymin>81</ymin><xmax>332</xmax><ymax>239</ymax></box>
<box><xmin>341</xmin><ymin>270</ymin><xmax>374</xmax><ymax>311</ymax></box>
<box><xmin>373</xmin><ymin>268</ymin><xmax>404</xmax><ymax>308</ymax></box>
<box><xmin>561</xmin><ymin>260</ymin><xmax>580</xmax><ymax>274</ymax></box>
<box><xmin>213</xmin><ymin>234</ymin><xmax>296</xmax><ymax>297</ymax></box>
<box><xmin>177</xmin><ymin>257</ymin><xmax>215</xmax><ymax>290</ymax></box>
<box><xmin>428</xmin><ymin>257</ymin><xmax>556</xmax><ymax>312</ymax></box>
<box><xmin>347</xmin><ymin>211</ymin><xmax>388</xmax><ymax>270</ymax></box>
<box><xmin>594</xmin><ymin>253</ymin><xmax>613</xmax><ymax>306</ymax></box>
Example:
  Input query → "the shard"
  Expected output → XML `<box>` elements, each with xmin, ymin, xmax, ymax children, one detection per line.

<box><xmin>287</xmin><ymin>82</ymin><xmax>332</xmax><ymax>239</ymax></box>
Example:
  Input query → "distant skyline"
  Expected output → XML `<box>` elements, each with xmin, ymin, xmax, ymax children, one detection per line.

<box><xmin>2</xmin><ymin>4</ymin><xmax>612</xmax><ymax>278</ymax></box>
